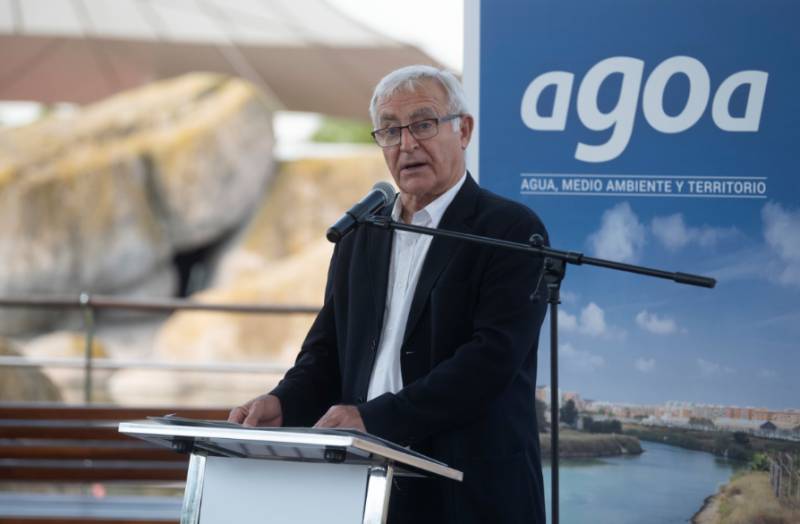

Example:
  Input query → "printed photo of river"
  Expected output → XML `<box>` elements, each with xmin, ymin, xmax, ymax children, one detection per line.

<box><xmin>543</xmin><ymin>441</ymin><xmax>741</xmax><ymax>523</ymax></box>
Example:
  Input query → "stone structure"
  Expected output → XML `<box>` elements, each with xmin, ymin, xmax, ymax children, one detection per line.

<box><xmin>109</xmin><ymin>154</ymin><xmax>392</xmax><ymax>406</ymax></box>
<box><xmin>0</xmin><ymin>338</ymin><xmax>62</xmax><ymax>402</ymax></box>
<box><xmin>0</xmin><ymin>73</ymin><xmax>275</xmax><ymax>334</ymax></box>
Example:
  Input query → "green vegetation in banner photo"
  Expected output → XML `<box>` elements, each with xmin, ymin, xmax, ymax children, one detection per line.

<box><xmin>623</xmin><ymin>423</ymin><xmax>800</xmax><ymax>462</ymax></box>
<box><xmin>539</xmin><ymin>429</ymin><xmax>642</xmax><ymax>460</ymax></box>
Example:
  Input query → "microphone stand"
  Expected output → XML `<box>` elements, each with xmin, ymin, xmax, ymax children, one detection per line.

<box><xmin>360</xmin><ymin>214</ymin><xmax>715</xmax><ymax>524</ymax></box>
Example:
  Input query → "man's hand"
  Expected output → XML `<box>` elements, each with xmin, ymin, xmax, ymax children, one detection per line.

<box><xmin>313</xmin><ymin>405</ymin><xmax>366</xmax><ymax>432</ymax></box>
<box><xmin>228</xmin><ymin>394</ymin><xmax>283</xmax><ymax>427</ymax></box>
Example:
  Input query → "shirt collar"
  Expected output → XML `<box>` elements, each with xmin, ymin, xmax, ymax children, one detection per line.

<box><xmin>391</xmin><ymin>172</ymin><xmax>467</xmax><ymax>228</ymax></box>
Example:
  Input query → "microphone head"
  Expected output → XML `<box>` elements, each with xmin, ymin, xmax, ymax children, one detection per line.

<box><xmin>372</xmin><ymin>181</ymin><xmax>397</xmax><ymax>205</ymax></box>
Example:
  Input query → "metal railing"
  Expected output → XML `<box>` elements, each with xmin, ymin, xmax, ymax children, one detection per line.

<box><xmin>0</xmin><ymin>294</ymin><xmax>319</xmax><ymax>403</ymax></box>
<box><xmin>770</xmin><ymin>453</ymin><xmax>800</xmax><ymax>504</ymax></box>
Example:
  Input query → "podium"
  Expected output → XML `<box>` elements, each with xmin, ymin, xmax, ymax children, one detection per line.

<box><xmin>119</xmin><ymin>419</ymin><xmax>462</xmax><ymax>524</ymax></box>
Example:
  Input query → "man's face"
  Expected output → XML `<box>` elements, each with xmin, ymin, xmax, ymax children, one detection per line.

<box><xmin>374</xmin><ymin>79</ymin><xmax>473</xmax><ymax>204</ymax></box>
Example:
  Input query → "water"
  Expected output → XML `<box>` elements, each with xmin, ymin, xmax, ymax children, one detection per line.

<box><xmin>542</xmin><ymin>441</ymin><xmax>742</xmax><ymax>523</ymax></box>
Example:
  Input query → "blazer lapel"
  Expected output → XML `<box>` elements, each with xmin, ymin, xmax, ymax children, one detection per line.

<box><xmin>366</xmin><ymin>196</ymin><xmax>395</xmax><ymax>332</ymax></box>
<box><xmin>402</xmin><ymin>175</ymin><xmax>480</xmax><ymax>346</ymax></box>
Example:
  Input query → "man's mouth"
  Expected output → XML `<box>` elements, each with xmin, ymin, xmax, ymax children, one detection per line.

<box><xmin>400</xmin><ymin>161</ymin><xmax>428</xmax><ymax>174</ymax></box>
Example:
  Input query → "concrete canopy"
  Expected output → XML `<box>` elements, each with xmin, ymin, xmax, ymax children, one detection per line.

<box><xmin>0</xmin><ymin>0</ymin><xmax>443</xmax><ymax>119</ymax></box>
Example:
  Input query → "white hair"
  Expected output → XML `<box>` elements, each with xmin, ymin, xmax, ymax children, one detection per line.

<box><xmin>369</xmin><ymin>65</ymin><xmax>469</xmax><ymax>128</ymax></box>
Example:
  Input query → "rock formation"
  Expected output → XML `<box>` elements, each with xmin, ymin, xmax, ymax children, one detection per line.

<box><xmin>0</xmin><ymin>73</ymin><xmax>275</xmax><ymax>335</ymax></box>
<box><xmin>109</xmin><ymin>154</ymin><xmax>393</xmax><ymax>406</ymax></box>
<box><xmin>0</xmin><ymin>338</ymin><xmax>62</xmax><ymax>402</ymax></box>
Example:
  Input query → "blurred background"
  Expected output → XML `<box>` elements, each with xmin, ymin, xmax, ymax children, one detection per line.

<box><xmin>0</xmin><ymin>0</ymin><xmax>462</xmax><ymax>407</ymax></box>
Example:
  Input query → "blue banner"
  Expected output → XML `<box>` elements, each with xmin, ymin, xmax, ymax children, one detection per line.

<box><xmin>469</xmin><ymin>0</ymin><xmax>799</xmax><ymax>414</ymax></box>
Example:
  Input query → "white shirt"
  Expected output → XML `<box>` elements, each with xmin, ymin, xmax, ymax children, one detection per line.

<box><xmin>367</xmin><ymin>174</ymin><xmax>467</xmax><ymax>400</ymax></box>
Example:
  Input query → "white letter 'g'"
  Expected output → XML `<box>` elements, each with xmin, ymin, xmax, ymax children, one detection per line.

<box><xmin>575</xmin><ymin>56</ymin><xmax>644</xmax><ymax>163</ymax></box>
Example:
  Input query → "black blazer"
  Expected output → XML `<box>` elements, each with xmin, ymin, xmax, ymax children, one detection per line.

<box><xmin>272</xmin><ymin>174</ymin><xmax>548</xmax><ymax>523</ymax></box>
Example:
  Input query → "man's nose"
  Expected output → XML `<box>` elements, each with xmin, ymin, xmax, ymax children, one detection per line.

<box><xmin>399</xmin><ymin>126</ymin><xmax>419</xmax><ymax>151</ymax></box>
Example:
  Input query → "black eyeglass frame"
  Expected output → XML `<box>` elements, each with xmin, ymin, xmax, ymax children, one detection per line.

<box><xmin>371</xmin><ymin>114</ymin><xmax>462</xmax><ymax>147</ymax></box>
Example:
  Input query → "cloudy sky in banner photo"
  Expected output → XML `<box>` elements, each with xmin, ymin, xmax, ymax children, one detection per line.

<box><xmin>533</xmin><ymin>194</ymin><xmax>800</xmax><ymax>410</ymax></box>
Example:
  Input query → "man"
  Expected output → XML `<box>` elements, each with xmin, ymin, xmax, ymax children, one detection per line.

<box><xmin>229</xmin><ymin>65</ymin><xmax>548</xmax><ymax>523</ymax></box>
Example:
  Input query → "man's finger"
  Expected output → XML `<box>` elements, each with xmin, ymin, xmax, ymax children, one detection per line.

<box><xmin>314</xmin><ymin>407</ymin><xmax>340</xmax><ymax>428</ymax></box>
<box><xmin>243</xmin><ymin>410</ymin><xmax>260</xmax><ymax>427</ymax></box>
<box><xmin>313</xmin><ymin>413</ymin><xmax>331</xmax><ymax>428</ymax></box>
<box><xmin>228</xmin><ymin>406</ymin><xmax>246</xmax><ymax>423</ymax></box>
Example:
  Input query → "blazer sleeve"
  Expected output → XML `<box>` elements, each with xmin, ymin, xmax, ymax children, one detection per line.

<box><xmin>269</xmin><ymin>246</ymin><xmax>343</xmax><ymax>427</ymax></box>
<box><xmin>358</xmin><ymin>212</ymin><xmax>548</xmax><ymax>445</ymax></box>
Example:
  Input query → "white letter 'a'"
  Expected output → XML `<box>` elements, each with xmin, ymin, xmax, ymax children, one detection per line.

<box><xmin>520</xmin><ymin>72</ymin><xmax>574</xmax><ymax>131</ymax></box>
<box><xmin>575</xmin><ymin>56</ymin><xmax>644</xmax><ymax>163</ymax></box>
<box><xmin>712</xmin><ymin>71</ymin><xmax>768</xmax><ymax>132</ymax></box>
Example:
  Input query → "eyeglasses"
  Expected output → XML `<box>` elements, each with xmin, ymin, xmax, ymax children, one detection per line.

<box><xmin>371</xmin><ymin>114</ymin><xmax>461</xmax><ymax>147</ymax></box>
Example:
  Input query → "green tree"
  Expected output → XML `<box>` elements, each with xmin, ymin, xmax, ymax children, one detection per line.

<box><xmin>311</xmin><ymin>117</ymin><xmax>373</xmax><ymax>143</ymax></box>
<box><xmin>582</xmin><ymin>417</ymin><xmax>622</xmax><ymax>434</ymax></box>
<box><xmin>733</xmin><ymin>431</ymin><xmax>751</xmax><ymax>447</ymax></box>
<box><xmin>560</xmin><ymin>399</ymin><xmax>578</xmax><ymax>426</ymax></box>
<box><xmin>750</xmin><ymin>452</ymin><xmax>770</xmax><ymax>471</ymax></box>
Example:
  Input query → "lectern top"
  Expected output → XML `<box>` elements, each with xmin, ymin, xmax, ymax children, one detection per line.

<box><xmin>119</xmin><ymin>419</ymin><xmax>462</xmax><ymax>481</ymax></box>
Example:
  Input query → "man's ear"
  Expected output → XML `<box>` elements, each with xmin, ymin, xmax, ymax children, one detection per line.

<box><xmin>459</xmin><ymin>114</ymin><xmax>474</xmax><ymax>149</ymax></box>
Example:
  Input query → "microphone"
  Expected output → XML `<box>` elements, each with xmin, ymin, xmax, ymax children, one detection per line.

<box><xmin>326</xmin><ymin>181</ymin><xmax>396</xmax><ymax>243</ymax></box>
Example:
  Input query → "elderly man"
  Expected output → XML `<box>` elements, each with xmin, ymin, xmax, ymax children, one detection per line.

<box><xmin>229</xmin><ymin>65</ymin><xmax>548</xmax><ymax>523</ymax></box>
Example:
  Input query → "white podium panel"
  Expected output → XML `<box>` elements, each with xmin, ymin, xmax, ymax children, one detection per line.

<box><xmin>200</xmin><ymin>457</ymin><xmax>369</xmax><ymax>524</ymax></box>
